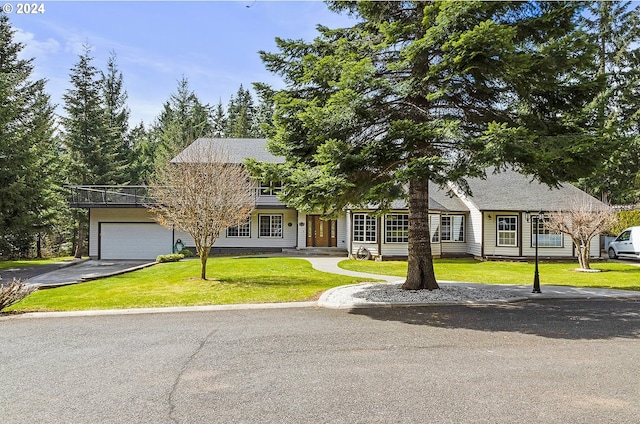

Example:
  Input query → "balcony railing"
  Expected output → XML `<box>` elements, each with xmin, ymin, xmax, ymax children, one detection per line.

<box><xmin>67</xmin><ymin>186</ymin><xmax>156</xmax><ymax>208</ymax></box>
<box><xmin>66</xmin><ymin>185</ymin><xmax>287</xmax><ymax>208</ymax></box>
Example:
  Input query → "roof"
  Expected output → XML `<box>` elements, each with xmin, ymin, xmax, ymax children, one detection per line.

<box><xmin>172</xmin><ymin>141</ymin><xmax>605</xmax><ymax>213</ymax></box>
<box><xmin>171</xmin><ymin>138</ymin><xmax>285</xmax><ymax>164</ymax></box>
<box><xmin>459</xmin><ymin>168</ymin><xmax>607</xmax><ymax>211</ymax></box>
<box><xmin>388</xmin><ymin>182</ymin><xmax>469</xmax><ymax>212</ymax></box>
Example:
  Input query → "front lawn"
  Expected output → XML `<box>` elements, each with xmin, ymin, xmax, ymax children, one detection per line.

<box><xmin>338</xmin><ymin>259</ymin><xmax>640</xmax><ymax>291</ymax></box>
<box><xmin>8</xmin><ymin>257</ymin><xmax>367</xmax><ymax>312</ymax></box>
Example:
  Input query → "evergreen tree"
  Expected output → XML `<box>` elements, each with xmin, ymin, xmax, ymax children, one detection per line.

<box><xmin>62</xmin><ymin>45</ymin><xmax>111</xmax><ymax>257</ymax></box>
<box><xmin>579</xmin><ymin>1</ymin><xmax>640</xmax><ymax>204</ymax></box>
<box><xmin>101</xmin><ymin>51</ymin><xmax>131</xmax><ymax>184</ymax></box>
<box><xmin>225</xmin><ymin>84</ymin><xmax>255</xmax><ymax>138</ymax></box>
<box><xmin>0</xmin><ymin>15</ymin><xmax>61</xmax><ymax>258</ymax></box>
<box><xmin>212</xmin><ymin>100</ymin><xmax>227</xmax><ymax>138</ymax></box>
<box><xmin>153</xmin><ymin>77</ymin><xmax>213</xmax><ymax>166</ymax></box>
<box><xmin>251</xmin><ymin>82</ymin><xmax>275</xmax><ymax>138</ymax></box>
<box><xmin>252</xmin><ymin>1</ymin><xmax>602</xmax><ymax>290</ymax></box>
<box><xmin>129</xmin><ymin>122</ymin><xmax>156</xmax><ymax>184</ymax></box>
<box><xmin>62</xmin><ymin>45</ymin><xmax>114</xmax><ymax>184</ymax></box>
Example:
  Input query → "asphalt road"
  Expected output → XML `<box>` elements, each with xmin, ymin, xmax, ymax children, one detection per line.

<box><xmin>2</xmin><ymin>300</ymin><xmax>640</xmax><ymax>424</ymax></box>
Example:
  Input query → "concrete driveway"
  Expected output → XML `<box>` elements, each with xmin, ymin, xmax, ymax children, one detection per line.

<box><xmin>21</xmin><ymin>260</ymin><xmax>153</xmax><ymax>288</ymax></box>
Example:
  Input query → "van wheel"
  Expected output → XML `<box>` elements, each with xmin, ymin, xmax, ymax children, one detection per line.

<box><xmin>608</xmin><ymin>247</ymin><xmax>617</xmax><ymax>260</ymax></box>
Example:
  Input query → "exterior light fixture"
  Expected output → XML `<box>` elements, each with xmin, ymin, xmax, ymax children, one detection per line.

<box><xmin>524</xmin><ymin>211</ymin><xmax>544</xmax><ymax>294</ymax></box>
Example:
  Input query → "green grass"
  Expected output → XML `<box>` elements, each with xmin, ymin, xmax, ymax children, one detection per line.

<box><xmin>0</xmin><ymin>257</ymin><xmax>73</xmax><ymax>270</ymax></box>
<box><xmin>338</xmin><ymin>258</ymin><xmax>640</xmax><ymax>291</ymax></box>
<box><xmin>8</xmin><ymin>257</ymin><xmax>367</xmax><ymax>312</ymax></box>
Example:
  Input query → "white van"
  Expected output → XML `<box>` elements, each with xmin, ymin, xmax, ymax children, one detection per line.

<box><xmin>608</xmin><ymin>226</ymin><xmax>640</xmax><ymax>260</ymax></box>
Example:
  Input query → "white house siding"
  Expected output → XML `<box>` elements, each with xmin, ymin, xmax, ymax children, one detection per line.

<box><xmin>336</xmin><ymin>214</ymin><xmax>347</xmax><ymax>249</ymax></box>
<box><xmin>482</xmin><ymin>211</ymin><xmax>521</xmax><ymax>257</ymax></box>
<box><xmin>89</xmin><ymin>208</ymin><xmax>161</xmax><ymax>258</ymax></box>
<box><xmin>465</xmin><ymin>210</ymin><xmax>483</xmax><ymax>257</ymax></box>
<box><xmin>441</xmin><ymin>241</ymin><xmax>468</xmax><ymax>255</ymax></box>
<box><xmin>175</xmin><ymin>208</ymin><xmax>298</xmax><ymax>249</ymax></box>
<box><xmin>297</xmin><ymin>211</ymin><xmax>307</xmax><ymax>248</ymax></box>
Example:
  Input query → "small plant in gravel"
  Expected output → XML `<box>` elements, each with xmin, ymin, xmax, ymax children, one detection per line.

<box><xmin>0</xmin><ymin>278</ymin><xmax>36</xmax><ymax>312</ymax></box>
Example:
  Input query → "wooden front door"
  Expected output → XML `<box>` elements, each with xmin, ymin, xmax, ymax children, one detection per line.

<box><xmin>306</xmin><ymin>215</ymin><xmax>337</xmax><ymax>247</ymax></box>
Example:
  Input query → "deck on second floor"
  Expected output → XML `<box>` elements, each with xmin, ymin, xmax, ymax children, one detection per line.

<box><xmin>66</xmin><ymin>185</ymin><xmax>287</xmax><ymax>208</ymax></box>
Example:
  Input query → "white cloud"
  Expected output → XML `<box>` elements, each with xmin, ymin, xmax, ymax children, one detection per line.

<box><xmin>13</xmin><ymin>27</ymin><xmax>60</xmax><ymax>58</ymax></box>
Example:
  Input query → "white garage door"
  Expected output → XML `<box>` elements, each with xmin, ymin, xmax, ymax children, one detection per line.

<box><xmin>100</xmin><ymin>223</ymin><xmax>173</xmax><ymax>260</ymax></box>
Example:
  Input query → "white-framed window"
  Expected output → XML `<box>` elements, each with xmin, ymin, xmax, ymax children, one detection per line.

<box><xmin>259</xmin><ymin>180</ymin><xmax>282</xmax><ymax>196</ymax></box>
<box><xmin>385</xmin><ymin>214</ymin><xmax>409</xmax><ymax>243</ymax></box>
<box><xmin>353</xmin><ymin>213</ymin><xmax>377</xmax><ymax>243</ymax></box>
<box><xmin>227</xmin><ymin>218</ymin><xmax>251</xmax><ymax>238</ymax></box>
<box><xmin>259</xmin><ymin>214</ymin><xmax>283</xmax><ymax>238</ymax></box>
<box><xmin>430</xmin><ymin>215</ymin><xmax>440</xmax><ymax>243</ymax></box>
<box><xmin>497</xmin><ymin>216</ymin><xmax>518</xmax><ymax>246</ymax></box>
<box><xmin>441</xmin><ymin>215</ymin><xmax>464</xmax><ymax>242</ymax></box>
<box><xmin>532</xmin><ymin>218</ymin><xmax>562</xmax><ymax>247</ymax></box>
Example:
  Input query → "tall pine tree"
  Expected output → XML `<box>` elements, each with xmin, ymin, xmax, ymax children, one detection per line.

<box><xmin>225</xmin><ymin>84</ymin><xmax>255</xmax><ymax>138</ymax></box>
<box><xmin>579</xmin><ymin>1</ymin><xmax>640</xmax><ymax>204</ymax></box>
<box><xmin>62</xmin><ymin>46</ymin><xmax>111</xmax><ymax>257</ymax></box>
<box><xmin>101</xmin><ymin>51</ymin><xmax>131</xmax><ymax>184</ymax></box>
<box><xmin>152</xmin><ymin>77</ymin><xmax>212</xmax><ymax>166</ymax></box>
<box><xmin>0</xmin><ymin>15</ymin><xmax>61</xmax><ymax>258</ymax></box>
<box><xmin>252</xmin><ymin>1</ymin><xmax>602</xmax><ymax>290</ymax></box>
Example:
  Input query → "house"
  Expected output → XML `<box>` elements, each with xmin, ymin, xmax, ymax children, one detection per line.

<box><xmin>67</xmin><ymin>138</ymin><xmax>606</xmax><ymax>261</ymax></box>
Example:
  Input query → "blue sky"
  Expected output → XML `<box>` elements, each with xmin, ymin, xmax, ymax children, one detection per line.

<box><xmin>7</xmin><ymin>1</ymin><xmax>357</xmax><ymax>126</ymax></box>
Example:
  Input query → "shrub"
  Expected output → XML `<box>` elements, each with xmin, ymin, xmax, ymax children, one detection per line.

<box><xmin>156</xmin><ymin>253</ymin><xmax>184</xmax><ymax>263</ymax></box>
<box><xmin>178</xmin><ymin>248</ymin><xmax>196</xmax><ymax>257</ymax></box>
<box><xmin>0</xmin><ymin>278</ymin><xmax>36</xmax><ymax>312</ymax></box>
<box><xmin>609</xmin><ymin>210</ymin><xmax>640</xmax><ymax>235</ymax></box>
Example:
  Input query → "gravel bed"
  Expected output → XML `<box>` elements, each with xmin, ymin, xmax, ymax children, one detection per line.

<box><xmin>351</xmin><ymin>282</ymin><xmax>523</xmax><ymax>303</ymax></box>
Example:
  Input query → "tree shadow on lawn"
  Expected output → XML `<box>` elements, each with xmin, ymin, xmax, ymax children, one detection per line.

<box><xmin>349</xmin><ymin>299</ymin><xmax>640</xmax><ymax>341</ymax></box>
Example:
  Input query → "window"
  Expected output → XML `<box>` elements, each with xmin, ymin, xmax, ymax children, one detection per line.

<box><xmin>385</xmin><ymin>214</ymin><xmax>409</xmax><ymax>243</ymax></box>
<box><xmin>227</xmin><ymin>218</ymin><xmax>251</xmax><ymax>238</ymax></box>
<box><xmin>441</xmin><ymin>215</ymin><xmax>464</xmax><ymax>242</ymax></box>
<box><xmin>259</xmin><ymin>180</ymin><xmax>282</xmax><ymax>196</ymax></box>
<box><xmin>532</xmin><ymin>218</ymin><xmax>562</xmax><ymax>247</ymax></box>
<box><xmin>259</xmin><ymin>214</ymin><xmax>282</xmax><ymax>238</ymax></box>
<box><xmin>616</xmin><ymin>230</ymin><xmax>631</xmax><ymax>242</ymax></box>
<box><xmin>497</xmin><ymin>216</ymin><xmax>518</xmax><ymax>246</ymax></box>
<box><xmin>353</xmin><ymin>213</ymin><xmax>377</xmax><ymax>243</ymax></box>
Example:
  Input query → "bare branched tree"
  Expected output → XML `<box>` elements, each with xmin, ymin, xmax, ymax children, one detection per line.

<box><xmin>149</xmin><ymin>141</ymin><xmax>256</xmax><ymax>279</ymax></box>
<box><xmin>546</xmin><ymin>195</ymin><xmax>616</xmax><ymax>270</ymax></box>
<box><xmin>0</xmin><ymin>278</ymin><xmax>36</xmax><ymax>312</ymax></box>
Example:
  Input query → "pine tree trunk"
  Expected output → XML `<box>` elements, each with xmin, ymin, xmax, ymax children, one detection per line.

<box><xmin>74</xmin><ymin>220</ymin><xmax>84</xmax><ymax>258</ymax></box>
<box><xmin>402</xmin><ymin>177</ymin><xmax>439</xmax><ymax>290</ymax></box>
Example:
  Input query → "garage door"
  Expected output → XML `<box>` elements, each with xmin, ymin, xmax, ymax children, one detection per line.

<box><xmin>100</xmin><ymin>223</ymin><xmax>173</xmax><ymax>260</ymax></box>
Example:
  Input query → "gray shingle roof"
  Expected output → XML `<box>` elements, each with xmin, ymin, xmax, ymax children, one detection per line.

<box><xmin>172</xmin><ymin>141</ymin><xmax>604</xmax><ymax>213</ymax></box>
<box><xmin>388</xmin><ymin>182</ymin><xmax>469</xmax><ymax>212</ymax></box>
<box><xmin>171</xmin><ymin>138</ymin><xmax>285</xmax><ymax>164</ymax></box>
<box><xmin>460</xmin><ymin>168</ymin><xmax>606</xmax><ymax>211</ymax></box>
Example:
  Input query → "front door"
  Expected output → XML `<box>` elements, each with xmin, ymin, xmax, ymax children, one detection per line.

<box><xmin>306</xmin><ymin>215</ymin><xmax>336</xmax><ymax>247</ymax></box>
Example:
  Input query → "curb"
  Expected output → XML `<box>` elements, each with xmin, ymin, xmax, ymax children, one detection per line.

<box><xmin>2</xmin><ymin>301</ymin><xmax>318</xmax><ymax>320</ymax></box>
